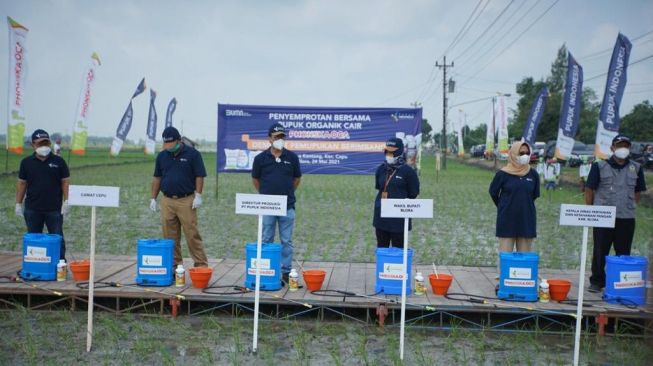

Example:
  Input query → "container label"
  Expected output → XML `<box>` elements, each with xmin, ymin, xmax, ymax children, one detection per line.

<box><xmin>24</xmin><ymin>246</ymin><xmax>50</xmax><ymax>263</ymax></box>
<box><xmin>615</xmin><ymin>271</ymin><xmax>645</xmax><ymax>289</ymax></box>
<box><xmin>379</xmin><ymin>263</ymin><xmax>406</xmax><ymax>280</ymax></box>
<box><xmin>250</xmin><ymin>258</ymin><xmax>270</xmax><ymax>270</ymax></box>
<box><xmin>139</xmin><ymin>267</ymin><xmax>167</xmax><ymax>275</ymax></box>
<box><xmin>508</xmin><ymin>267</ymin><xmax>532</xmax><ymax>279</ymax></box>
<box><xmin>142</xmin><ymin>255</ymin><xmax>163</xmax><ymax>266</ymax></box>
<box><xmin>247</xmin><ymin>268</ymin><xmax>275</xmax><ymax>276</ymax></box>
<box><xmin>504</xmin><ymin>279</ymin><xmax>536</xmax><ymax>287</ymax></box>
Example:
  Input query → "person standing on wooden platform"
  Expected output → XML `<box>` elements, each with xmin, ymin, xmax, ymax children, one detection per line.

<box><xmin>15</xmin><ymin>129</ymin><xmax>70</xmax><ymax>261</ymax></box>
<box><xmin>373</xmin><ymin>137</ymin><xmax>420</xmax><ymax>248</ymax></box>
<box><xmin>585</xmin><ymin>134</ymin><xmax>647</xmax><ymax>293</ymax></box>
<box><xmin>150</xmin><ymin>126</ymin><xmax>209</xmax><ymax>268</ymax></box>
<box><xmin>489</xmin><ymin>142</ymin><xmax>540</xmax><ymax>275</ymax></box>
<box><xmin>252</xmin><ymin>123</ymin><xmax>302</xmax><ymax>284</ymax></box>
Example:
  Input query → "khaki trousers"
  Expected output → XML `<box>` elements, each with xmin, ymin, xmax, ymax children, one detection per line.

<box><xmin>160</xmin><ymin>195</ymin><xmax>208</xmax><ymax>268</ymax></box>
<box><xmin>497</xmin><ymin>237</ymin><xmax>534</xmax><ymax>273</ymax></box>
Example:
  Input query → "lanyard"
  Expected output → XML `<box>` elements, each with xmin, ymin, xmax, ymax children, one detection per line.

<box><xmin>383</xmin><ymin>169</ymin><xmax>397</xmax><ymax>193</ymax></box>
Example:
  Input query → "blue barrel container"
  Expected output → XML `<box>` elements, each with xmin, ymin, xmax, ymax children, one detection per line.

<box><xmin>498</xmin><ymin>252</ymin><xmax>539</xmax><ymax>302</ymax></box>
<box><xmin>20</xmin><ymin>233</ymin><xmax>62</xmax><ymax>281</ymax></box>
<box><xmin>604</xmin><ymin>256</ymin><xmax>648</xmax><ymax>306</ymax></box>
<box><xmin>375</xmin><ymin>248</ymin><xmax>413</xmax><ymax>295</ymax></box>
<box><xmin>244</xmin><ymin>243</ymin><xmax>282</xmax><ymax>290</ymax></box>
<box><xmin>136</xmin><ymin>239</ymin><xmax>174</xmax><ymax>286</ymax></box>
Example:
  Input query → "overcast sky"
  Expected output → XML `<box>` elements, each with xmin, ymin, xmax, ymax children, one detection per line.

<box><xmin>1</xmin><ymin>0</ymin><xmax>652</xmax><ymax>143</ymax></box>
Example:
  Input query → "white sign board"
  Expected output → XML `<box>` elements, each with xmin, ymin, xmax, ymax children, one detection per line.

<box><xmin>559</xmin><ymin>204</ymin><xmax>616</xmax><ymax>228</ymax></box>
<box><xmin>381</xmin><ymin>199</ymin><xmax>433</xmax><ymax>219</ymax></box>
<box><xmin>235</xmin><ymin>193</ymin><xmax>287</xmax><ymax>217</ymax></box>
<box><xmin>68</xmin><ymin>185</ymin><xmax>120</xmax><ymax>207</ymax></box>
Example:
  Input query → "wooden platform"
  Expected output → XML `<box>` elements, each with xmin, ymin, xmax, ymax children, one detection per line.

<box><xmin>1</xmin><ymin>251</ymin><xmax>651</xmax><ymax>333</ymax></box>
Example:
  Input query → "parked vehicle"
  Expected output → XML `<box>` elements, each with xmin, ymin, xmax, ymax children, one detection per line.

<box><xmin>567</xmin><ymin>142</ymin><xmax>595</xmax><ymax>167</ymax></box>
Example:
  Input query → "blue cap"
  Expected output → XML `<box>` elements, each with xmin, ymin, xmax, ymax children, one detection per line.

<box><xmin>162</xmin><ymin>127</ymin><xmax>181</xmax><ymax>142</ymax></box>
<box><xmin>31</xmin><ymin>129</ymin><xmax>50</xmax><ymax>142</ymax></box>
<box><xmin>268</xmin><ymin>123</ymin><xmax>286</xmax><ymax>137</ymax></box>
<box><xmin>385</xmin><ymin>137</ymin><xmax>404</xmax><ymax>156</ymax></box>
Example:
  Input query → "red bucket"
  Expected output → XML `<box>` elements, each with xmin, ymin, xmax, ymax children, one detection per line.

<box><xmin>189</xmin><ymin>267</ymin><xmax>213</xmax><ymax>289</ymax></box>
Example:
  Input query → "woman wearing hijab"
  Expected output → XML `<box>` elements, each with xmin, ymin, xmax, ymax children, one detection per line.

<box><xmin>489</xmin><ymin>142</ymin><xmax>540</xmax><ymax>260</ymax></box>
<box><xmin>373</xmin><ymin>137</ymin><xmax>420</xmax><ymax>248</ymax></box>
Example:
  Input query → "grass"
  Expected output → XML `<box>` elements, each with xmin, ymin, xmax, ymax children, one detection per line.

<box><xmin>1</xmin><ymin>310</ymin><xmax>650</xmax><ymax>365</ymax></box>
<box><xmin>0</xmin><ymin>151</ymin><xmax>650</xmax><ymax>269</ymax></box>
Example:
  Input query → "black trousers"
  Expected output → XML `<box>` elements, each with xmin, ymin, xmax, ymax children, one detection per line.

<box><xmin>375</xmin><ymin>228</ymin><xmax>404</xmax><ymax>248</ymax></box>
<box><xmin>590</xmin><ymin>218</ymin><xmax>635</xmax><ymax>287</ymax></box>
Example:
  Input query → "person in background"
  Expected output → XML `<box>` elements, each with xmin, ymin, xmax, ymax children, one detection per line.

<box><xmin>579</xmin><ymin>156</ymin><xmax>593</xmax><ymax>192</ymax></box>
<box><xmin>543</xmin><ymin>158</ymin><xmax>560</xmax><ymax>201</ymax></box>
<box><xmin>373</xmin><ymin>137</ymin><xmax>420</xmax><ymax>248</ymax></box>
<box><xmin>15</xmin><ymin>129</ymin><xmax>70</xmax><ymax>260</ymax></box>
<box><xmin>150</xmin><ymin>126</ymin><xmax>209</xmax><ymax>269</ymax></box>
<box><xmin>252</xmin><ymin>123</ymin><xmax>302</xmax><ymax>284</ymax></box>
<box><xmin>53</xmin><ymin>138</ymin><xmax>62</xmax><ymax>156</ymax></box>
<box><xmin>585</xmin><ymin>134</ymin><xmax>647</xmax><ymax>293</ymax></box>
<box><xmin>536</xmin><ymin>156</ymin><xmax>545</xmax><ymax>185</ymax></box>
<box><xmin>489</xmin><ymin>142</ymin><xmax>540</xmax><ymax>277</ymax></box>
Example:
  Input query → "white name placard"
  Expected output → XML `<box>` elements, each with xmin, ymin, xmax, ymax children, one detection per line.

<box><xmin>381</xmin><ymin>199</ymin><xmax>433</xmax><ymax>219</ymax></box>
<box><xmin>68</xmin><ymin>185</ymin><xmax>120</xmax><ymax>207</ymax></box>
<box><xmin>236</xmin><ymin>193</ymin><xmax>287</xmax><ymax>216</ymax></box>
<box><xmin>559</xmin><ymin>204</ymin><xmax>616</xmax><ymax>228</ymax></box>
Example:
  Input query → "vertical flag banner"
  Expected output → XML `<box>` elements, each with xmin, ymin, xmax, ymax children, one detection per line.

<box><xmin>457</xmin><ymin>109</ymin><xmax>465</xmax><ymax>157</ymax></box>
<box><xmin>217</xmin><ymin>104</ymin><xmax>422</xmax><ymax>174</ymax></box>
<box><xmin>484</xmin><ymin>103</ymin><xmax>495</xmax><ymax>156</ymax></box>
<box><xmin>595</xmin><ymin>33</ymin><xmax>632</xmax><ymax>159</ymax></box>
<box><xmin>497</xmin><ymin>96</ymin><xmax>509</xmax><ymax>154</ymax></box>
<box><xmin>71</xmin><ymin>52</ymin><xmax>101</xmax><ymax>156</ymax></box>
<box><xmin>165</xmin><ymin>98</ymin><xmax>176</xmax><ymax>128</ymax></box>
<box><xmin>110</xmin><ymin>78</ymin><xmax>146</xmax><ymax>156</ymax></box>
<box><xmin>522</xmin><ymin>86</ymin><xmax>549</xmax><ymax>146</ymax></box>
<box><xmin>555</xmin><ymin>52</ymin><xmax>583</xmax><ymax>160</ymax></box>
<box><xmin>145</xmin><ymin>89</ymin><xmax>157</xmax><ymax>155</ymax></box>
<box><xmin>6</xmin><ymin>17</ymin><xmax>28</xmax><ymax>154</ymax></box>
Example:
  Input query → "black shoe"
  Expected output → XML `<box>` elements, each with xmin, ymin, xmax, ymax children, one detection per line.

<box><xmin>588</xmin><ymin>283</ymin><xmax>603</xmax><ymax>293</ymax></box>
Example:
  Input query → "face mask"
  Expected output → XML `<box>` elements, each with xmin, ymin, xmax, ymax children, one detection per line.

<box><xmin>613</xmin><ymin>147</ymin><xmax>630</xmax><ymax>159</ymax></box>
<box><xmin>517</xmin><ymin>154</ymin><xmax>530</xmax><ymax>165</ymax></box>
<box><xmin>385</xmin><ymin>156</ymin><xmax>396</xmax><ymax>165</ymax></box>
<box><xmin>272</xmin><ymin>139</ymin><xmax>284</xmax><ymax>150</ymax></box>
<box><xmin>35</xmin><ymin>146</ymin><xmax>51</xmax><ymax>157</ymax></box>
<box><xmin>166</xmin><ymin>143</ymin><xmax>181</xmax><ymax>153</ymax></box>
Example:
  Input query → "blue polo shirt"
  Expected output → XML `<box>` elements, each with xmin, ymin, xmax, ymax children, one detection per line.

<box><xmin>373</xmin><ymin>163</ymin><xmax>420</xmax><ymax>233</ymax></box>
<box><xmin>251</xmin><ymin>148</ymin><xmax>302</xmax><ymax>209</ymax></box>
<box><xmin>18</xmin><ymin>153</ymin><xmax>70</xmax><ymax>212</ymax></box>
<box><xmin>154</xmin><ymin>144</ymin><xmax>207</xmax><ymax>196</ymax></box>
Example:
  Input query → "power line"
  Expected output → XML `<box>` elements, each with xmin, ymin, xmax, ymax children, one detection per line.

<box><xmin>584</xmin><ymin>53</ymin><xmax>653</xmax><ymax>82</ymax></box>
<box><xmin>460</xmin><ymin>0</ymin><xmax>560</xmax><ymax>86</ymax></box>
<box><xmin>453</xmin><ymin>0</ymin><xmax>516</xmax><ymax>62</ymax></box>
<box><xmin>442</xmin><ymin>0</ymin><xmax>488</xmax><ymax>56</ymax></box>
<box><xmin>579</xmin><ymin>29</ymin><xmax>653</xmax><ymax>61</ymax></box>
<box><xmin>455</xmin><ymin>0</ymin><xmax>528</xmax><ymax>68</ymax></box>
<box><xmin>457</xmin><ymin>0</ymin><xmax>540</xmax><ymax>71</ymax></box>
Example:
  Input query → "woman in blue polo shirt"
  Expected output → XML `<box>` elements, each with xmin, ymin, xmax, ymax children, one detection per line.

<box><xmin>373</xmin><ymin>138</ymin><xmax>420</xmax><ymax>248</ymax></box>
<box><xmin>489</xmin><ymin>142</ymin><xmax>540</xmax><ymax>265</ymax></box>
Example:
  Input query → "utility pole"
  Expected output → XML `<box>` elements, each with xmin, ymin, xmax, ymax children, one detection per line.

<box><xmin>436</xmin><ymin>56</ymin><xmax>454</xmax><ymax>170</ymax></box>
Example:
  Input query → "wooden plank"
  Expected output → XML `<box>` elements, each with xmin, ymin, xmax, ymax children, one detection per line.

<box><xmin>346</xmin><ymin>262</ymin><xmax>368</xmax><ymax>303</ymax></box>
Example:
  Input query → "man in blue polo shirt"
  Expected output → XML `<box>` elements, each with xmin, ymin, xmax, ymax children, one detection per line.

<box><xmin>252</xmin><ymin>123</ymin><xmax>302</xmax><ymax>283</ymax></box>
<box><xmin>16</xmin><ymin>129</ymin><xmax>70</xmax><ymax>260</ymax></box>
<box><xmin>585</xmin><ymin>134</ymin><xmax>647</xmax><ymax>293</ymax></box>
<box><xmin>150</xmin><ymin>127</ymin><xmax>209</xmax><ymax>268</ymax></box>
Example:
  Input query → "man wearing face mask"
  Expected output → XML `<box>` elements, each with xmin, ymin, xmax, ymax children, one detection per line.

<box><xmin>489</xmin><ymin>142</ymin><xmax>540</xmax><ymax>278</ymax></box>
<box><xmin>16</xmin><ymin>129</ymin><xmax>70</xmax><ymax>260</ymax></box>
<box><xmin>252</xmin><ymin>123</ymin><xmax>302</xmax><ymax>283</ymax></box>
<box><xmin>373</xmin><ymin>137</ymin><xmax>420</xmax><ymax>248</ymax></box>
<box><xmin>150</xmin><ymin>127</ymin><xmax>209</xmax><ymax>269</ymax></box>
<box><xmin>585</xmin><ymin>134</ymin><xmax>647</xmax><ymax>293</ymax></box>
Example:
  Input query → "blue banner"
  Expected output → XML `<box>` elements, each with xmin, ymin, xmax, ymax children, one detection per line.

<box><xmin>594</xmin><ymin>33</ymin><xmax>632</xmax><ymax>159</ymax></box>
<box><xmin>555</xmin><ymin>52</ymin><xmax>583</xmax><ymax>160</ymax></box>
<box><xmin>165</xmin><ymin>97</ymin><xmax>176</xmax><ymax>128</ymax></box>
<box><xmin>521</xmin><ymin>86</ymin><xmax>548</xmax><ymax>146</ymax></box>
<box><xmin>110</xmin><ymin>78</ymin><xmax>146</xmax><ymax>156</ymax></box>
<box><xmin>217</xmin><ymin>104</ymin><xmax>422</xmax><ymax>175</ymax></box>
<box><xmin>146</xmin><ymin>90</ymin><xmax>157</xmax><ymax>140</ymax></box>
